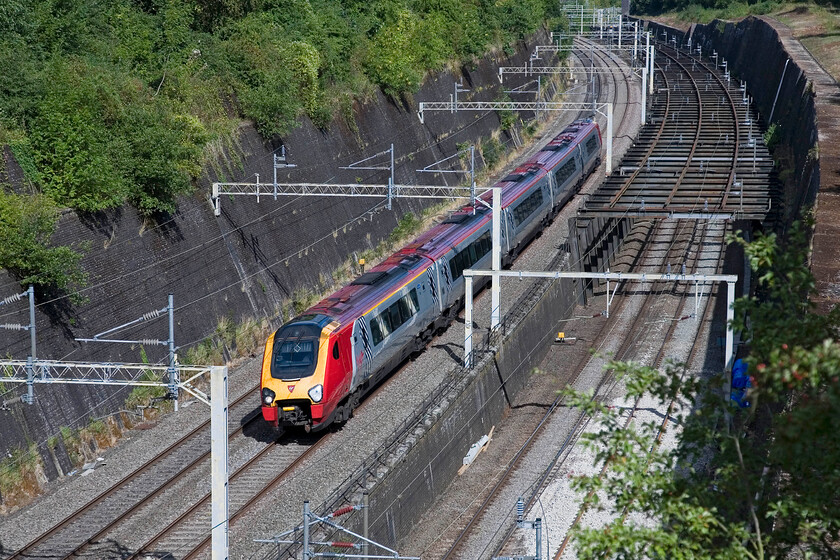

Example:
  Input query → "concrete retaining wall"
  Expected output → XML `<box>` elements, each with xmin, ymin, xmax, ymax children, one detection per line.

<box><xmin>348</xmin><ymin>270</ymin><xmax>579</xmax><ymax>548</ymax></box>
<box><xmin>0</xmin><ymin>32</ymin><xmax>560</xmax><ymax>477</ymax></box>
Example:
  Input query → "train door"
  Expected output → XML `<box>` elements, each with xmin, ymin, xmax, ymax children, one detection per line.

<box><xmin>425</xmin><ymin>259</ymin><xmax>449</xmax><ymax>314</ymax></box>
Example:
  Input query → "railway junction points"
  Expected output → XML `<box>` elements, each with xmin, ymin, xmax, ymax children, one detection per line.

<box><xmin>0</xmin><ymin>9</ymin><xmax>830</xmax><ymax>560</ymax></box>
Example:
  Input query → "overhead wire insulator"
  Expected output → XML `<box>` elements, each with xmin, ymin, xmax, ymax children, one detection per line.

<box><xmin>1</xmin><ymin>293</ymin><xmax>24</xmax><ymax>306</ymax></box>
<box><xmin>327</xmin><ymin>542</ymin><xmax>358</xmax><ymax>549</ymax></box>
<box><xmin>331</xmin><ymin>505</ymin><xmax>355</xmax><ymax>518</ymax></box>
<box><xmin>142</xmin><ymin>309</ymin><xmax>163</xmax><ymax>321</ymax></box>
<box><xmin>1</xmin><ymin>323</ymin><xmax>27</xmax><ymax>331</ymax></box>
<box><xmin>140</xmin><ymin>339</ymin><xmax>163</xmax><ymax>346</ymax></box>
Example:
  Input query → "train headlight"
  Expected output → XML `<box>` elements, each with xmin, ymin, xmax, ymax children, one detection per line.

<box><xmin>262</xmin><ymin>387</ymin><xmax>276</xmax><ymax>405</ymax></box>
<box><xmin>308</xmin><ymin>384</ymin><xmax>323</xmax><ymax>403</ymax></box>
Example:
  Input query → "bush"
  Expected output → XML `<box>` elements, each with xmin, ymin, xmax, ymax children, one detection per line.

<box><xmin>481</xmin><ymin>136</ymin><xmax>504</xmax><ymax>169</ymax></box>
<box><xmin>0</xmin><ymin>190</ymin><xmax>86</xmax><ymax>293</ymax></box>
<box><xmin>763</xmin><ymin>122</ymin><xmax>780</xmax><ymax>151</ymax></box>
<box><xmin>1</xmin><ymin>0</ymin><xmax>563</xmax><ymax>222</ymax></box>
<box><xmin>365</xmin><ymin>8</ymin><xmax>425</xmax><ymax>97</ymax></box>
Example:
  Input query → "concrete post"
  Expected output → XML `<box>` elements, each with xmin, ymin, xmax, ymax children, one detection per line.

<box><xmin>618</xmin><ymin>14</ymin><xmax>622</xmax><ymax>48</ymax></box>
<box><xmin>633</xmin><ymin>21</ymin><xmax>638</xmax><ymax>61</ymax></box>
<box><xmin>726</xmin><ymin>281</ymin><xmax>736</xmax><ymax>369</ymax></box>
<box><xmin>303</xmin><ymin>501</ymin><xmax>311</xmax><ymax>560</ymax></box>
<box><xmin>211</xmin><ymin>366</ymin><xmax>229</xmax><ymax>560</ymax></box>
<box><xmin>648</xmin><ymin>45</ymin><xmax>656</xmax><ymax>95</ymax></box>
<box><xmin>470</xmin><ymin>145</ymin><xmax>476</xmax><ymax>208</ymax></box>
<box><xmin>491</xmin><ymin>188</ymin><xmax>501</xmax><ymax>330</ymax></box>
<box><xmin>363</xmin><ymin>491</ymin><xmax>370</xmax><ymax>558</ymax></box>
<box><xmin>168</xmin><ymin>293</ymin><xmax>178</xmax><ymax>411</ymax></box>
<box><xmin>465</xmin><ymin>275</ymin><xmax>474</xmax><ymax>368</ymax></box>
<box><xmin>606</xmin><ymin>103</ymin><xmax>613</xmax><ymax>175</ymax></box>
<box><xmin>212</xmin><ymin>183</ymin><xmax>221</xmax><ymax>216</ymax></box>
<box><xmin>641</xmin><ymin>67</ymin><xmax>647</xmax><ymax>125</ymax></box>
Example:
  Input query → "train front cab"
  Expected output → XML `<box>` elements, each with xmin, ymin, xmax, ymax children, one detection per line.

<box><xmin>260</xmin><ymin>315</ymin><xmax>346</xmax><ymax>431</ymax></box>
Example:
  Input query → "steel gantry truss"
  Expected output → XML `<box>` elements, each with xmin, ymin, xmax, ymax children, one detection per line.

<box><xmin>0</xmin><ymin>360</ymin><xmax>213</xmax><ymax>403</ymax></box>
<box><xmin>462</xmin><ymin>268</ymin><xmax>738</xmax><ymax>370</ymax></box>
<box><xmin>0</xmin><ymin>359</ymin><xmax>231</xmax><ymax>559</ymax></box>
<box><xmin>460</xmin><ymin>192</ymin><xmax>738</xmax><ymax>372</ymax></box>
<box><xmin>212</xmin><ymin>143</ymin><xmax>486</xmax><ymax>214</ymax></box>
<box><xmin>417</xmin><ymin>100</ymin><xmax>614</xmax><ymax>174</ymax></box>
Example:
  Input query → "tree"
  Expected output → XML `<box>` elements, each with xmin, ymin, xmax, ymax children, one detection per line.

<box><xmin>565</xmin><ymin>218</ymin><xmax>840</xmax><ymax>559</ymax></box>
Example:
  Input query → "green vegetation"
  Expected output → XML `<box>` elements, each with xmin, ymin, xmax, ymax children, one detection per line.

<box><xmin>763</xmin><ymin>123</ymin><xmax>780</xmax><ymax>151</ymax></box>
<box><xmin>389</xmin><ymin>212</ymin><xmax>423</xmax><ymax>244</ymax></box>
<box><xmin>123</xmin><ymin>345</ymin><xmax>168</xmax><ymax>410</ymax></box>
<box><xmin>59</xmin><ymin>426</ymin><xmax>83</xmax><ymax>466</ymax></box>
<box><xmin>480</xmin><ymin>136</ymin><xmax>505</xmax><ymax>169</ymax></box>
<box><xmin>0</xmin><ymin>189</ymin><xmax>87</xmax><ymax>294</ymax></box>
<box><xmin>565</xmin><ymin>217</ymin><xmax>840</xmax><ymax>558</ymax></box>
<box><xmin>0</xmin><ymin>443</ymin><xmax>42</xmax><ymax>509</ymax></box>
<box><xmin>1</xmin><ymin>0</ymin><xmax>567</xmax><ymax>214</ymax></box>
<box><xmin>633</xmin><ymin>0</ymin><xmax>784</xmax><ymax>20</ymax></box>
<box><xmin>0</xmin><ymin>0</ymin><xmax>570</xmax><ymax>295</ymax></box>
<box><xmin>182</xmin><ymin>315</ymin><xmax>272</xmax><ymax>366</ymax></box>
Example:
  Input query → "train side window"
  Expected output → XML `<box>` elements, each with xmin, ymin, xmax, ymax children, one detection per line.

<box><xmin>371</xmin><ymin>317</ymin><xmax>384</xmax><ymax>345</ymax></box>
<box><xmin>380</xmin><ymin>310</ymin><xmax>394</xmax><ymax>336</ymax></box>
<box><xmin>512</xmin><ymin>188</ymin><xmax>544</xmax><ymax>227</ymax></box>
<box><xmin>477</xmin><ymin>231</ymin><xmax>491</xmax><ymax>258</ymax></box>
<box><xmin>398</xmin><ymin>297</ymin><xmax>413</xmax><ymax>323</ymax></box>
<box><xmin>409</xmin><ymin>288</ymin><xmax>420</xmax><ymax>311</ymax></box>
<box><xmin>388</xmin><ymin>302</ymin><xmax>402</xmax><ymax>330</ymax></box>
<box><xmin>332</xmin><ymin>341</ymin><xmax>340</xmax><ymax>360</ymax></box>
<box><xmin>586</xmin><ymin>135</ymin><xmax>599</xmax><ymax>155</ymax></box>
<box><xmin>449</xmin><ymin>254</ymin><xmax>463</xmax><ymax>280</ymax></box>
<box><xmin>554</xmin><ymin>159</ymin><xmax>576</xmax><ymax>186</ymax></box>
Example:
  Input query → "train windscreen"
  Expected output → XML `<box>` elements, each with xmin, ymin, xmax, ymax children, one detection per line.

<box><xmin>270</xmin><ymin>322</ymin><xmax>321</xmax><ymax>380</ymax></box>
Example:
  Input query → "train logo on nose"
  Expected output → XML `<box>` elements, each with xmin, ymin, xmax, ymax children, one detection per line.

<box><xmin>288</xmin><ymin>385</ymin><xmax>295</xmax><ymax>392</ymax></box>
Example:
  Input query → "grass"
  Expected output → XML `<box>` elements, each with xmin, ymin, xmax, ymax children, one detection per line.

<box><xmin>0</xmin><ymin>443</ymin><xmax>44</xmax><ymax>512</ymax></box>
<box><xmin>646</xmin><ymin>2</ymin><xmax>840</xmax><ymax>86</ymax></box>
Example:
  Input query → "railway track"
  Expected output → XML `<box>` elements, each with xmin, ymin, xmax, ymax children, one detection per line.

<box><xmin>257</xmin><ymin>35</ymin><xmax>637</xmax><ymax>560</ymax></box>
<box><xmin>543</xmin><ymin>219</ymin><xmax>727</xmax><ymax>560</ymax></box>
<box><xmin>5</xmin><ymin>381</ymin><xmax>263</xmax><ymax>560</ymax></box>
<box><xmin>4</xmin><ymin>32</ymin><xmax>680</xmax><ymax>560</ymax></box>
<box><xmin>402</xmin><ymin>37</ymin><xmax>641</xmax><ymax>560</ymax></box>
<box><xmin>437</xmin><ymin>32</ymin><xmax>752</xmax><ymax>560</ymax></box>
<box><xmin>438</xmin><ymin>211</ymin><xmax>724</xmax><ymax>559</ymax></box>
<box><xmin>583</xmin><ymin>37</ymin><xmax>775</xmax><ymax>217</ymax></box>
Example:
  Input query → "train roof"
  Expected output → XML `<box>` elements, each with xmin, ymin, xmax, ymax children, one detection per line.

<box><xmin>291</xmin><ymin>120</ymin><xmax>600</xmax><ymax>332</ymax></box>
<box><xmin>304</xmin><ymin>250</ymin><xmax>433</xmax><ymax>328</ymax></box>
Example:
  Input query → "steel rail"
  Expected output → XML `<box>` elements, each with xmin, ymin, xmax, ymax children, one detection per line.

<box><xmin>127</xmin><ymin>433</ymin><xmax>323</xmax><ymax>559</ymax></box>
<box><xmin>550</xmin><ymin>220</ymin><xmax>727</xmax><ymax>560</ymax></box>
<box><xmin>606</xmin><ymin>50</ymin><xmax>672</xmax><ymax>207</ymax></box>
<box><xmin>437</xmin><ymin>39</ymin><xmax>639</xmax><ymax>560</ymax></box>
<box><xmin>6</xmin><ymin>382</ymin><xmax>261</xmax><ymax>560</ymax></box>
<box><xmin>59</xmin><ymin>406</ymin><xmax>263</xmax><ymax>559</ymax></box>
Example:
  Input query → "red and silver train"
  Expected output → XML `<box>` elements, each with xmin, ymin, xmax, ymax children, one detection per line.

<box><xmin>260</xmin><ymin>120</ymin><xmax>602</xmax><ymax>431</ymax></box>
